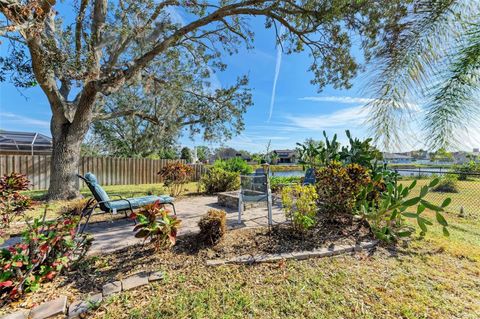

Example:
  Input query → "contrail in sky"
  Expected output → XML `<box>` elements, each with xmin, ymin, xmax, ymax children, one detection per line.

<box><xmin>268</xmin><ymin>26</ymin><xmax>285</xmax><ymax>122</ymax></box>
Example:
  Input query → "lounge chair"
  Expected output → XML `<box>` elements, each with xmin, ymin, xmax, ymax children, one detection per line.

<box><xmin>302</xmin><ymin>168</ymin><xmax>316</xmax><ymax>185</ymax></box>
<box><xmin>77</xmin><ymin>173</ymin><xmax>175</xmax><ymax>233</ymax></box>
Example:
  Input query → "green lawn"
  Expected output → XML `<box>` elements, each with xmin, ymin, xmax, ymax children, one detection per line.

<box><xmin>94</xmin><ymin>211</ymin><xmax>480</xmax><ymax>319</ymax></box>
<box><xmin>399</xmin><ymin>179</ymin><xmax>480</xmax><ymax>219</ymax></box>
<box><xmin>13</xmin><ymin>180</ymin><xmax>480</xmax><ymax>318</ymax></box>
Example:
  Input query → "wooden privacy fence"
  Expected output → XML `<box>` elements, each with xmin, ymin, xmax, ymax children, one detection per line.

<box><xmin>0</xmin><ymin>155</ymin><xmax>208</xmax><ymax>190</ymax></box>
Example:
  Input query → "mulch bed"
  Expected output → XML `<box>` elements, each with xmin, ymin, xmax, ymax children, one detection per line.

<box><xmin>1</xmin><ymin>218</ymin><xmax>373</xmax><ymax>315</ymax></box>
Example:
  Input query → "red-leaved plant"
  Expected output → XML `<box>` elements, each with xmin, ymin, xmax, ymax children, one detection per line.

<box><xmin>157</xmin><ymin>162</ymin><xmax>193</xmax><ymax>196</ymax></box>
<box><xmin>132</xmin><ymin>201</ymin><xmax>181</xmax><ymax>251</ymax></box>
<box><xmin>0</xmin><ymin>173</ymin><xmax>87</xmax><ymax>305</ymax></box>
<box><xmin>0</xmin><ymin>209</ymin><xmax>87</xmax><ymax>304</ymax></box>
<box><xmin>0</xmin><ymin>173</ymin><xmax>32</xmax><ymax>242</ymax></box>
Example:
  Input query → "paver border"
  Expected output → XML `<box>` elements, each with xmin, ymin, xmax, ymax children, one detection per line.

<box><xmin>206</xmin><ymin>241</ymin><xmax>378</xmax><ymax>266</ymax></box>
<box><xmin>0</xmin><ymin>271</ymin><xmax>164</xmax><ymax>319</ymax></box>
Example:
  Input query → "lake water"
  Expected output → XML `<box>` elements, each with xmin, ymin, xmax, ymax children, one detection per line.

<box><xmin>269</xmin><ymin>168</ymin><xmax>448</xmax><ymax>178</ymax></box>
<box><xmin>270</xmin><ymin>170</ymin><xmax>305</xmax><ymax>177</ymax></box>
<box><xmin>393</xmin><ymin>168</ymin><xmax>447</xmax><ymax>177</ymax></box>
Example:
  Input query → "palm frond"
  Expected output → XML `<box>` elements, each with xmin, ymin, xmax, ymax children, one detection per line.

<box><xmin>366</xmin><ymin>0</ymin><xmax>479</xmax><ymax>149</ymax></box>
<box><xmin>424</xmin><ymin>24</ymin><xmax>480</xmax><ymax>149</ymax></box>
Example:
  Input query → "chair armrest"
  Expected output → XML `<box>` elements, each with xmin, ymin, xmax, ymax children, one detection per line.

<box><xmin>108</xmin><ymin>194</ymin><xmax>126</xmax><ymax>200</ymax></box>
<box><xmin>95</xmin><ymin>198</ymin><xmax>134</xmax><ymax>212</ymax></box>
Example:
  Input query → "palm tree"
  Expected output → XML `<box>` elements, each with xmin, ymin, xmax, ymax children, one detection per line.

<box><xmin>367</xmin><ymin>0</ymin><xmax>480</xmax><ymax>150</ymax></box>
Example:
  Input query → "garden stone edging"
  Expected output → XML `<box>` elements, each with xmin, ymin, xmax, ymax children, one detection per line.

<box><xmin>0</xmin><ymin>271</ymin><xmax>164</xmax><ymax>319</ymax></box>
<box><xmin>206</xmin><ymin>241</ymin><xmax>378</xmax><ymax>266</ymax></box>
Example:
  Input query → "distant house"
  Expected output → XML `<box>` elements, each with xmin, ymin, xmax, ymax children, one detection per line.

<box><xmin>452</xmin><ymin>150</ymin><xmax>480</xmax><ymax>164</ymax></box>
<box><xmin>208</xmin><ymin>147</ymin><xmax>251</xmax><ymax>163</ymax></box>
<box><xmin>451</xmin><ymin>151</ymin><xmax>469</xmax><ymax>164</ymax></box>
<box><xmin>382</xmin><ymin>152</ymin><xmax>413</xmax><ymax>164</ymax></box>
<box><xmin>0</xmin><ymin>131</ymin><xmax>52</xmax><ymax>155</ymax></box>
<box><xmin>273</xmin><ymin>149</ymin><xmax>297</xmax><ymax>164</ymax></box>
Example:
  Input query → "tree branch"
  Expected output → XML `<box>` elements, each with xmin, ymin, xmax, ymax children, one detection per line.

<box><xmin>90</xmin><ymin>0</ymin><xmax>107</xmax><ymax>73</ymax></box>
<box><xmin>100</xmin><ymin>0</ymin><xmax>270</xmax><ymax>94</ymax></box>
<box><xmin>75</xmin><ymin>0</ymin><xmax>89</xmax><ymax>66</ymax></box>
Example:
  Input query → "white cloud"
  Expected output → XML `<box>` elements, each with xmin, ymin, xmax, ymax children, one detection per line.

<box><xmin>299</xmin><ymin>95</ymin><xmax>423</xmax><ymax>113</ymax></box>
<box><xmin>299</xmin><ymin>96</ymin><xmax>374</xmax><ymax>104</ymax></box>
<box><xmin>0</xmin><ymin>112</ymin><xmax>50</xmax><ymax>128</ymax></box>
<box><xmin>285</xmin><ymin>105</ymin><xmax>367</xmax><ymax>131</ymax></box>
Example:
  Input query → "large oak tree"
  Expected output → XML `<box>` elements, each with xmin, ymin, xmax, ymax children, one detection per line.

<box><xmin>1</xmin><ymin>0</ymin><xmax>409</xmax><ymax>199</ymax></box>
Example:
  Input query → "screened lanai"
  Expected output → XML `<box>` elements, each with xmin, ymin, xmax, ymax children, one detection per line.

<box><xmin>0</xmin><ymin>130</ymin><xmax>52</xmax><ymax>155</ymax></box>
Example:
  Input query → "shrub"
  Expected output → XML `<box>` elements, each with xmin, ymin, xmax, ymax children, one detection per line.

<box><xmin>432</xmin><ymin>175</ymin><xmax>459</xmax><ymax>193</ymax></box>
<box><xmin>315</xmin><ymin>162</ymin><xmax>371</xmax><ymax>219</ymax></box>
<box><xmin>158</xmin><ymin>162</ymin><xmax>193</xmax><ymax>196</ymax></box>
<box><xmin>57</xmin><ymin>198</ymin><xmax>89</xmax><ymax>217</ymax></box>
<box><xmin>269</xmin><ymin>176</ymin><xmax>301</xmax><ymax>192</ymax></box>
<box><xmin>198</xmin><ymin>209</ymin><xmax>227</xmax><ymax>245</ymax></box>
<box><xmin>0</xmin><ymin>209</ymin><xmax>87</xmax><ymax>303</ymax></box>
<box><xmin>133</xmin><ymin>201</ymin><xmax>181</xmax><ymax>251</ymax></box>
<box><xmin>0</xmin><ymin>173</ymin><xmax>32</xmax><ymax>241</ymax></box>
<box><xmin>453</xmin><ymin>161</ymin><xmax>479</xmax><ymax>180</ymax></box>
<box><xmin>213</xmin><ymin>158</ymin><xmax>252</xmax><ymax>175</ymax></box>
<box><xmin>200</xmin><ymin>167</ymin><xmax>240</xmax><ymax>194</ymax></box>
<box><xmin>281</xmin><ymin>185</ymin><xmax>318</xmax><ymax>232</ymax></box>
<box><xmin>357</xmin><ymin>178</ymin><xmax>451</xmax><ymax>242</ymax></box>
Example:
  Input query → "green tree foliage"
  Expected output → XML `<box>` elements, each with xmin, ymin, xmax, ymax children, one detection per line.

<box><xmin>430</xmin><ymin>148</ymin><xmax>453</xmax><ymax>162</ymax></box>
<box><xmin>0</xmin><ymin>0</ymin><xmax>420</xmax><ymax>199</ymax></box>
<box><xmin>196</xmin><ymin>146</ymin><xmax>211</xmax><ymax>163</ymax></box>
<box><xmin>180</xmin><ymin>147</ymin><xmax>192</xmax><ymax>163</ymax></box>
<box><xmin>296</xmin><ymin>138</ymin><xmax>325</xmax><ymax>167</ymax></box>
<box><xmin>213</xmin><ymin>158</ymin><xmax>252</xmax><ymax>175</ymax></box>
<box><xmin>91</xmin><ymin>59</ymin><xmax>252</xmax><ymax>158</ymax></box>
<box><xmin>296</xmin><ymin>130</ymin><xmax>381</xmax><ymax>168</ymax></box>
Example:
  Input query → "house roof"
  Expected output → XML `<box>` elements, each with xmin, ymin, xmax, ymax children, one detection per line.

<box><xmin>0</xmin><ymin>130</ymin><xmax>52</xmax><ymax>153</ymax></box>
<box><xmin>383</xmin><ymin>152</ymin><xmax>413</xmax><ymax>160</ymax></box>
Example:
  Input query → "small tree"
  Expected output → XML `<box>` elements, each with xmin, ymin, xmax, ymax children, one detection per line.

<box><xmin>196</xmin><ymin>146</ymin><xmax>211</xmax><ymax>163</ymax></box>
<box><xmin>180</xmin><ymin>147</ymin><xmax>193</xmax><ymax>163</ymax></box>
<box><xmin>158</xmin><ymin>162</ymin><xmax>193</xmax><ymax>197</ymax></box>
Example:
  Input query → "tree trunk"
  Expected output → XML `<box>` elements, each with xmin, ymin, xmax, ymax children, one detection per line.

<box><xmin>47</xmin><ymin>111</ymin><xmax>90</xmax><ymax>200</ymax></box>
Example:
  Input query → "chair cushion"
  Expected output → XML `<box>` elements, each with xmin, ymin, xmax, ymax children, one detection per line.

<box><xmin>84</xmin><ymin>173</ymin><xmax>110</xmax><ymax>204</ymax></box>
<box><xmin>303</xmin><ymin>168</ymin><xmax>316</xmax><ymax>185</ymax></box>
<box><xmin>108</xmin><ymin>195</ymin><xmax>174</xmax><ymax>211</ymax></box>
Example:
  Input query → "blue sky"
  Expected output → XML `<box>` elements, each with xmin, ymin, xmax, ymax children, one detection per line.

<box><xmin>2</xmin><ymin>11</ymin><xmax>477</xmax><ymax>153</ymax></box>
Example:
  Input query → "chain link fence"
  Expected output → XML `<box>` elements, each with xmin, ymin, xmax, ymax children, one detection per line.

<box><xmin>393</xmin><ymin>168</ymin><xmax>480</xmax><ymax>218</ymax></box>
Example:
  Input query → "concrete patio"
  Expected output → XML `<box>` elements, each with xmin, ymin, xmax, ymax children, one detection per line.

<box><xmin>83</xmin><ymin>195</ymin><xmax>286</xmax><ymax>255</ymax></box>
<box><xmin>1</xmin><ymin>196</ymin><xmax>287</xmax><ymax>255</ymax></box>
